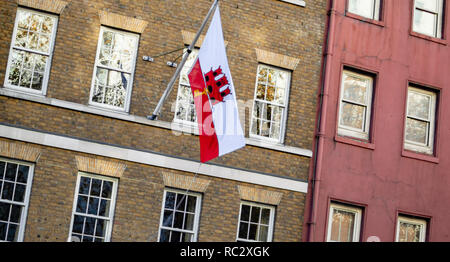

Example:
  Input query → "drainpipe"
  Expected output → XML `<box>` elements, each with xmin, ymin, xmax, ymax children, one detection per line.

<box><xmin>306</xmin><ymin>0</ymin><xmax>336</xmax><ymax>242</ymax></box>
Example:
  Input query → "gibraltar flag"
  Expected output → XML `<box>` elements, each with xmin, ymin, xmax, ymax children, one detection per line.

<box><xmin>188</xmin><ymin>6</ymin><xmax>245</xmax><ymax>163</ymax></box>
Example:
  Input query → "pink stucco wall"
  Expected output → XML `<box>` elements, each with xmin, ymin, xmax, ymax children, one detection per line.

<box><xmin>304</xmin><ymin>0</ymin><xmax>450</xmax><ymax>242</ymax></box>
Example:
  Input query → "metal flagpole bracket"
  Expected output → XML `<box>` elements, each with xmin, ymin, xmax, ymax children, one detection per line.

<box><xmin>147</xmin><ymin>0</ymin><xmax>220</xmax><ymax>121</ymax></box>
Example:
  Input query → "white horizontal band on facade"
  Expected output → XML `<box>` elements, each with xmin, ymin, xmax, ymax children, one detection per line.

<box><xmin>0</xmin><ymin>124</ymin><xmax>309</xmax><ymax>193</ymax></box>
<box><xmin>0</xmin><ymin>88</ymin><xmax>313</xmax><ymax>158</ymax></box>
<box><xmin>279</xmin><ymin>0</ymin><xmax>306</xmax><ymax>7</ymax></box>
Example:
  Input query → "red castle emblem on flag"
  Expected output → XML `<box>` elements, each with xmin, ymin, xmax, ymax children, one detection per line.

<box><xmin>204</xmin><ymin>66</ymin><xmax>231</xmax><ymax>105</ymax></box>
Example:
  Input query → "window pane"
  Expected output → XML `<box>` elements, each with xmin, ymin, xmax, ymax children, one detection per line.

<box><xmin>175</xmin><ymin>84</ymin><xmax>196</xmax><ymax>122</ymax></box>
<box><xmin>416</xmin><ymin>0</ymin><xmax>439</xmax><ymax>12</ymax></box>
<box><xmin>339</xmin><ymin>211</ymin><xmax>355</xmax><ymax>242</ymax></box>
<box><xmin>159</xmin><ymin>229</ymin><xmax>171</xmax><ymax>242</ymax></box>
<box><xmin>5</xmin><ymin>163</ymin><xmax>18</xmax><ymax>181</ymax></box>
<box><xmin>184</xmin><ymin>213</ymin><xmax>195</xmax><ymax>231</ymax></box>
<box><xmin>259</xmin><ymin>225</ymin><xmax>269</xmax><ymax>242</ymax></box>
<box><xmin>399</xmin><ymin>221</ymin><xmax>424</xmax><ymax>242</ymax></box>
<box><xmin>260</xmin><ymin>120</ymin><xmax>271</xmax><ymax>137</ymax></box>
<box><xmin>14</xmin><ymin>29</ymin><xmax>28</xmax><ymax>48</ymax></box>
<box><xmin>256</xmin><ymin>84</ymin><xmax>266</xmax><ymax>100</ymax></box>
<box><xmin>257</xmin><ymin>66</ymin><xmax>268</xmax><ymax>84</ymax></box>
<box><xmin>37</xmin><ymin>34</ymin><xmax>50</xmax><ymax>53</ymax></box>
<box><xmin>101</xmin><ymin>31</ymin><xmax>137</xmax><ymax>72</ymax></box>
<box><xmin>10</xmin><ymin>205</ymin><xmax>21</xmax><ymax>224</ymax></box>
<box><xmin>95</xmin><ymin>219</ymin><xmax>106</xmax><ymax>237</ymax></box>
<box><xmin>405</xmin><ymin>118</ymin><xmax>428</xmax><ymax>144</ymax></box>
<box><xmin>17</xmin><ymin>165</ymin><xmax>29</xmax><ymax>184</ymax></box>
<box><xmin>274</xmin><ymin>87</ymin><xmax>286</xmax><ymax>105</ymax></box>
<box><xmin>408</xmin><ymin>91</ymin><xmax>431</xmax><ymax>120</ymax></box>
<box><xmin>173</xmin><ymin>211</ymin><xmax>184</xmax><ymax>229</ymax></box>
<box><xmin>274</xmin><ymin>70</ymin><xmax>289</xmax><ymax>91</ymax></box>
<box><xmin>267</xmin><ymin>69</ymin><xmax>276</xmax><ymax>86</ymax></box>
<box><xmin>72</xmin><ymin>215</ymin><xmax>84</xmax><ymax>234</ymax></box>
<box><xmin>76</xmin><ymin>195</ymin><xmax>88</xmax><ymax>214</ymax></box>
<box><xmin>251</xmin><ymin>118</ymin><xmax>261</xmax><ymax>137</ymax></box>
<box><xmin>238</xmin><ymin>222</ymin><xmax>249</xmax><ymax>239</ymax></box>
<box><xmin>2</xmin><ymin>182</ymin><xmax>14</xmax><ymax>200</ymax></box>
<box><xmin>261</xmin><ymin>104</ymin><xmax>272</xmax><ymax>121</ymax></box>
<box><xmin>101</xmin><ymin>181</ymin><xmax>113</xmax><ymax>199</ymax></box>
<box><xmin>84</xmin><ymin>217</ymin><xmax>96</xmax><ymax>236</ymax></box>
<box><xmin>176</xmin><ymin>194</ymin><xmax>186</xmax><ymax>211</ymax></box>
<box><xmin>241</xmin><ymin>205</ymin><xmax>250</xmax><ymax>222</ymax></box>
<box><xmin>343</xmin><ymin>74</ymin><xmax>368</xmax><ymax>104</ymax></box>
<box><xmin>90</xmin><ymin>179</ymin><xmax>102</xmax><ymax>197</ymax></box>
<box><xmin>87</xmin><ymin>197</ymin><xmax>99</xmax><ymax>215</ymax></box>
<box><xmin>250</xmin><ymin>207</ymin><xmax>261</xmax><ymax>223</ymax></box>
<box><xmin>170</xmin><ymin>231</ymin><xmax>181</xmax><ymax>242</ymax></box>
<box><xmin>272</xmin><ymin>106</ymin><xmax>283</xmax><ymax>123</ymax></box>
<box><xmin>13</xmin><ymin>184</ymin><xmax>26</xmax><ymax>202</ymax></box>
<box><xmin>175</xmin><ymin>48</ymin><xmax>198</xmax><ymax>123</ymax></box>
<box><xmin>182</xmin><ymin>233</ymin><xmax>193</xmax><ymax>242</ymax></box>
<box><xmin>270</xmin><ymin>122</ymin><xmax>281</xmax><ymax>141</ymax></box>
<box><xmin>0</xmin><ymin>222</ymin><xmax>7</xmax><ymax>241</ymax></box>
<box><xmin>261</xmin><ymin>208</ymin><xmax>271</xmax><ymax>225</ymax></box>
<box><xmin>41</xmin><ymin>16</ymin><xmax>54</xmax><ymax>34</ymax></box>
<box><xmin>79</xmin><ymin>177</ymin><xmax>90</xmax><ymax>195</ymax></box>
<box><xmin>186</xmin><ymin>196</ymin><xmax>196</xmax><ymax>213</ymax></box>
<box><xmin>82</xmin><ymin>235</ymin><xmax>93</xmax><ymax>242</ymax></box>
<box><xmin>248</xmin><ymin>224</ymin><xmax>258</xmax><ymax>240</ymax></box>
<box><xmin>7</xmin><ymin>224</ymin><xmax>18</xmax><ymax>242</ymax></box>
<box><xmin>0</xmin><ymin>162</ymin><xmax>5</xmax><ymax>179</ymax></box>
<box><xmin>348</xmin><ymin>0</ymin><xmax>376</xmax><ymax>19</ymax></box>
<box><xmin>414</xmin><ymin>10</ymin><xmax>437</xmax><ymax>37</ymax></box>
<box><xmin>266</xmin><ymin>85</ymin><xmax>275</xmax><ymax>102</ymax></box>
<box><xmin>331</xmin><ymin>209</ymin><xmax>356</xmax><ymax>242</ymax></box>
<box><xmin>98</xmin><ymin>199</ymin><xmax>110</xmax><ymax>217</ymax></box>
<box><xmin>0</xmin><ymin>202</ymin><xmax>11</xmax><ymax>221</ymax></box>
<box><xmin>163</xmin><ymin>210</ymin><xmax>174</xmax><ymax>228</ymax></box>
<box><xmin>19</xmin><ymin>69</ymin><xmax>32</xmax><ymax>89</ymax></box>
<box><xmin>340</xmin><ymin>102</ymin><xmax>365</xmax><ymax>130</ymax></box>
<box><xmin>165</xmin><ymin>192</ymin><xmax>176</xmax><ymax>210</ymax></box>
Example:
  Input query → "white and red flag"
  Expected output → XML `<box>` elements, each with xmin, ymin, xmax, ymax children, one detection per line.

<box><xmin>188</xmin><ymin>6</ymin><xmax>245</xmax><ymax>163</ymax></box>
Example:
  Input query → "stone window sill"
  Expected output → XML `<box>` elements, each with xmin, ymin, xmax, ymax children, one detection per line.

<box><xmin>401</xmin><ymin>149</ymin><xmax>439</xmax><ymax>164</ymax></box>
<box><xmin>345</xmin><ymin>12</ymin><xmax>385</xmax><ymax>27</ymax></box>
<box><xmin>335</xmin><ymin>135</ymin><xmax>375</xmax><ymax>150</ymax></box>
<box><xmin>410</xmin><ymin>31</ymin><xmax>447</xmax><ymax>46</ymax></box>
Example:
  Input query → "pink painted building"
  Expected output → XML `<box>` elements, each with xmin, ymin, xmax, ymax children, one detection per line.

<box><xmin>304</xmin><ymin>0</ymin><xmax>450</xmax><ymax>242</ymax></box>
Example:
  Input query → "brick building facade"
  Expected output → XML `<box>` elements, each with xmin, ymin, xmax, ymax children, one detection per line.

<box><xmin>304</xmin><ymin>0</ymin><xmax>450</xmax><ymax>242</ymax></box>
<box><xmin>0</xmin><ymin>0</ymin><xmax>326</xmax><ymax>242</ymax></box>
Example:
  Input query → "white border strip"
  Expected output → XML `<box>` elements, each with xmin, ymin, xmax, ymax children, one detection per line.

<box><xmin>0</xmin><ymin>124</ymin><xmax>308</xmax><ymax>193</ymax></box>
<box><xmin>279</xmin><ymin>0</ymin><xmax>306</xmax><ymax>7</ymax></box>
<box><xmin>0</xmin><ymin>88</ymin><xmax>313</xmax><ymax>158</ymax></box>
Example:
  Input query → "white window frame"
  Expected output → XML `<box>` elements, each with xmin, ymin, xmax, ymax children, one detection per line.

<box><xmin>68</xmin><ymin>172</ymin><xmax>119</xmax><ymax>242</ymax></box>
<box><xmin>88</xmin><ymin>26</ymin><xmax>139</xmax><ymax>113</ymax></box>
<box><xmin>4</xmin><ymin>8</ymin><xmax>58</xmax><ymax>96</ymax></box>
<box><xmin>173</xmin><ymin>48</ymin><xmax>199</xmax><ymax>127</ymax></box>
<box><xmin>348</xmin><ymin>0</ymin><xmax>381</xmax><ymax>20</ymax></box>
<box><xmin>395</xmin><ymin>216</ymin><xmax>427</xmax><ymax>242</ymax></box>
<box><xmin>0</xmin><ymin>157</ymin><xmax>34</xmax><ymax>242</ymax></box>
<box><xmin>157</xmin><ymin>188</ymin><xmax>202</xmax><ymax>242</ymax></box>
<box><xmin>326</xmin><ymin>203</ymin><xmax>362</xmax><ymax>242</ymax></box>
<box><xmin>413</xmin><ymin>0</ymin><xmax>444</xmax><ymax>38</ymax></box>
<box><xmin>338</xmin><ymin>70</ymin><xmax>374</xmax><ymax>141</ymax></box>
<box><xmin>236</xmin><ymin>201</ymin><xmax>275</xmax><ymax>242</ymax></box>
<box><xmin>404</xmin><ymin>86</ymin><xmax>437</xmax><ymax>155</ymax></box>
<box><xmin>250</xmin><ymin>64</ymin><xmax>291</xmax><ymax>144</ymax></box>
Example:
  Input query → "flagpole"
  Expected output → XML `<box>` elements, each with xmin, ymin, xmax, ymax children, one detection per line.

<box><xmin>148</xmin><ymin>0</ymin><xmax>220</xmax><ymax>120</ymax></box>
